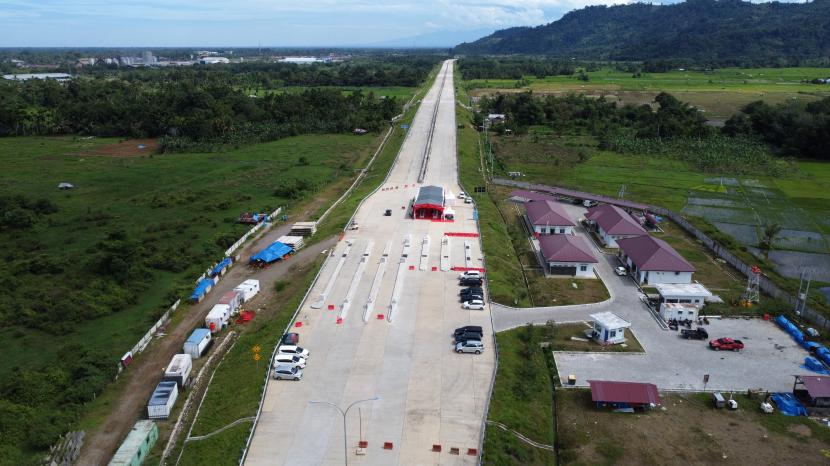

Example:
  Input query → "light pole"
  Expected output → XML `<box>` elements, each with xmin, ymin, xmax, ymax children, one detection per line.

<box><xmin>308</xmin><ymin>396</ymin><xmax>379</xmax><ymax>466</ymax></box>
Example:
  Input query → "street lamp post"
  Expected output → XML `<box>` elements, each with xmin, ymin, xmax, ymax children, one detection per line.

<box><xmin>308</xmin><ymin>396</ymin><xmax>379</xmax><ymax>466</ymax></box>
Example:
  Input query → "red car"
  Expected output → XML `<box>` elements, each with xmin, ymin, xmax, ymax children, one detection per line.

<box><xmin>709</xmin><ymin>338</ymin><xmax>744</xmax><ymax>351</ymax></box>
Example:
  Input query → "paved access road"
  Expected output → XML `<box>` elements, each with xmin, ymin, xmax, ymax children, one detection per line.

<box><xmin>244</xmin><ymin>61</ymin><xmax>495</xmax><ymax>466</ymax></box>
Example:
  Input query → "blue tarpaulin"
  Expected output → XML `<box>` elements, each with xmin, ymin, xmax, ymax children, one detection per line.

<box><xmin>771</xmin><ymin>393</ymin><xmax>808</xmax><ymax>416</ymax></box>
<box><xmin>802</xmin><ymin>357</ymin><xmax>830</xmax><ymax>375</ymax></box>
<box><xmin>250</xmin><ymin>241</ymin><xmax>292</xmax><ymax>264</ymax></box>
<box><xmin>208</xmin><ymin>257</ymin><xmax>232</xmax><ymax>277</ymax></box>
<box><xmin>190</xmin><ymin>278</ymin><xmax>214</xmax><ymax>302</ymax></box>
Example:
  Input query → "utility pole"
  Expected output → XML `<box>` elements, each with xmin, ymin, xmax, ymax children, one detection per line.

<box><xmin>795</xmin><ymin>269</ymin><xmax>812</xmax><ymax>315</ymax></box>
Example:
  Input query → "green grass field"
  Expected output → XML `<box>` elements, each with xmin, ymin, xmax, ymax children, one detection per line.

<box><xmin>483</xmin><ymin>325</ymin><xmax>556</xmax><ymax>465</ymax></box>
<box><xmin>0</xmin><ymin>134</ymin><xmax>378</xmax><ymax>377</ymax></box>
<box><xmin>466</xmin><ymin>67</ymin><xmax>830</xmax><ymax>118</ymax></box>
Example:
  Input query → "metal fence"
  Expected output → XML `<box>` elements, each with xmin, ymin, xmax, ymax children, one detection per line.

<box><xmin>491</xmin><ymin>179</ymin><xmax>830</xmax><ymax>333</ymax></box>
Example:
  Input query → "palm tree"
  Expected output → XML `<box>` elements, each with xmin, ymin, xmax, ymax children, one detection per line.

<box><xmin>760</xmin><ymin>222</ymin><xmax>782</xmax><ymax>259</ymax></box>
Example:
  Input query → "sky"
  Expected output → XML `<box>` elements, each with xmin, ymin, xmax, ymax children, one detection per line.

<box><xmin>0</xmin><ymin>0</ymin><xmax>639</xmax><ymax>47</ymax></box>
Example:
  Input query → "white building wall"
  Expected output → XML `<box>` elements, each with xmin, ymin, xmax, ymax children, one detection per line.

<box><xmin>640</xmin><ymin>270</ymin><xmax>693</xmax><ymax>285</ymax></box>
<box><xmin>548</xmin><ymin>261</ymin><xmax>595</xmax><ymax>278</ymax></box>
<box><xmin>533</xmin><ymin>224</ymin><xmax>574</xmax><ymax>235</ymax></box>
<box><xmin>659</xmin><ymin>304</ymin><xmax>700</xmax><ymax>321</ymax></box>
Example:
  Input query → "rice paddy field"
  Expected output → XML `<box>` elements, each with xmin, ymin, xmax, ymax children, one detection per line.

<box><xmin>466</xmin><ymin>67</ymin><xmax>830</xmax><ymax>119</ymax></box>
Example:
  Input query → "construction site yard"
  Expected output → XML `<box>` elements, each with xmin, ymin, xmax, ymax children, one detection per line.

<box><xmin>558</xmin><ymin>389</ymin><xmax>830</xmax><ymax>466</ymax></box>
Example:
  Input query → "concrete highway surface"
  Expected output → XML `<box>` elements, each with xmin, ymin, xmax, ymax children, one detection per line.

<box><xmin>244</xmin><ymin>60</ymin><xmax>495</xmax><ymax>465</ymax></box>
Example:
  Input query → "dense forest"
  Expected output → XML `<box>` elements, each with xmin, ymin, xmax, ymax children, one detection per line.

<box><xmin>476</xmin><ymin>92</ymin><xmax>830</xmax><ymax>171</ymax></box>
<box><xmin>457</xmin><ymin>57</ymin><xmax>577</xmax><ymax>80</ymax></box>
<box><xmin>0</xmin><ymin>57</ymin><xmax>441</xmax><ymax>150</ymax></box>
<box><xmin>455</xmin><ymin>0</ymin><xmax>830</xmax><ymax>67</ymax></box>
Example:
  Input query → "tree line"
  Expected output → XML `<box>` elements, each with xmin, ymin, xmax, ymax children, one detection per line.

<box><xmin>0</xmin><ymin>77</ymin><xmax>399</xmax><ymax>150</ymax></box>
<box><xmin>476</xmin><ymin>91</ymin><xmax>830</xmax><ymax>170</ymax></box>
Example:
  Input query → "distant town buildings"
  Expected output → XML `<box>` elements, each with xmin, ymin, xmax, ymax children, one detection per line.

<box><xmin>199</xmin><ymin>57</ymin><xmax>230</xmax><ymax>65</ymax></box>
<box><xmin>2</xmin><ymin>73</ymin><xmax>72</xmax><ymax>82</ymax></box>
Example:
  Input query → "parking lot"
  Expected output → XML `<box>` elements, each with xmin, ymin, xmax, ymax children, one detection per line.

<box><xmin>244</xmin><ymin>61</ymin><xmax>495</xmax><ymax>466</ymax></box>
<box><xmin>493</xmin><ymin>198</ymin><xmax>817</xmax><ymax>393</ymax></box>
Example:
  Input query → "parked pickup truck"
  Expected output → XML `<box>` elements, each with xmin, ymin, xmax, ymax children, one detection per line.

<box><xmin>709</xmin><ymin>337</ymin><xmax>744</xmax><ymax>351</ymax></box>
<box><xmin>680</xmin><ymin>328</ymin><xmax>709</xmax><ymax>340</ymax></box>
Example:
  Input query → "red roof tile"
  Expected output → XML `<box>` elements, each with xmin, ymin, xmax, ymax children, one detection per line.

<box><xmin>525</xmin><ymin>200</ymin><xmax>575</xmax><ymax>227</ymax></box>
<box><xmin>616</xmin><ymin>235</ymin><xmax>695</xmax><ymax>272</ymax></box>
<box><xmin>800</xmin><ymin>375</ymin><xmax>830</xmax><ymax>398</ymax></box>
<box><xmin>586</xmin><ymin>204</ymin><xmax>647</xmax><ymax>236</ymax></box>
<box><xmin>539</xmin><ymin>235</ymin><xmax>597</xmax><ymax>263</ymax></box>
<box><xmin>589</xmin><ymin>380</ymin><xmax>661</xmax><ymax>405</ymax></box>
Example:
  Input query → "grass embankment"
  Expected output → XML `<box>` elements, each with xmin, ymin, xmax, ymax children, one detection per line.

<box><xmin>171</xmin><ymin>66</ymin><xmax>439</xmax><ymax>465</ymax></box>
<box><xmin>456</xmin><ymin>73</ymin><xmax>531</xmax><ymax>307</ymax></box>
<box><xmin>558</xmin><ymin>389</ymin><xmax>830</xmax><ymax>465</ymax></box>
<box><xmin>466</xmin><ymin>67</ymin><xmax>830</xmax><ymax>118</ymax></box>
<box><xmin>483</xmin><ymin>325</ymin><xmax>556</xmax><ymax>465</ymax></box>
<box><xmin>551</xmin><ymin>323</ymin><xmax>643</xmax><ymax>353</ymax></box>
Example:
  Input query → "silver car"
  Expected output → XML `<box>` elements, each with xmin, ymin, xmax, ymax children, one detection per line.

<box><xmin>273</xmin><ymin>363</ymin><xmax>303</xmax><ymax>380</ymax></box>
<box><xmin>455</xmin><ymin>340</ymin><xmax>484</xmax><ymax>354</ymax></box>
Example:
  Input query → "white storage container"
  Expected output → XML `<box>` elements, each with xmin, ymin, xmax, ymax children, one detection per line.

<box><xmin>183</xmin><ymin>328</ymin><xmax>212</xmax><ymax>359</ymax></box>
<box><xmin>234</xmin><ymin>279</ymin><xmax>260</xmax><ymax>302</ymax></box>
<box><xmin>205</xmin><ymin>304</ymin><xmax>231</xmax><ymax>332</ymax></box>
<box><xmin>147</xmin><ymin>381</ymin><xmax>178</xmax><ymax>419</ymax></box>
<box><xmin>163</xmin><ymin>354</ymin><xmax>192</xmax><ymax>389</ymax></box>
<box><xmin>218</xmin><ymin>290</ymin><xmax>241</xmax><ymax>315</ymax></box>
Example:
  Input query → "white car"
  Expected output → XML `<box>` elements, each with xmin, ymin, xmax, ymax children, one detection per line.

<box><xmin>459</xmin><ymin>270</ymin><xmax>483</xmax><ymax>280</ymax></box>
<box><xmin>458</xmin><ymin>192</ymin><xmax>467</xmax><ymax>199</ymax></box>
<box><xmin>274</xmin><ymin>354</ymin><xmax>307</xmax><ymax>369</ymax></box>
<box><xmin>464</xmin><ymin>198</ymin><xmax>473</xmax><ymax>204</ymax></box>
<box><xmin>614</xmin><ymin>266</ymin><xmax>627</xmax><ymax>276</ymax></box>
<box><xmin>462</xmin><ymin>299</ymin><xmax>485</xmax><ymax>310</ymax></box>
<box><xmin>278</xmin><ymin>345</ymin><xmax>310</xmax><ymax>358</ymax></box>
<box><xmin>273</xmin><ymin>364</ymin><xmax>303</xmax><ymax>381</ymax></box>
<box><xmin>455</xmin><ymin>340</ymin><xmax>484</xmax><ymax>354</ymax></box>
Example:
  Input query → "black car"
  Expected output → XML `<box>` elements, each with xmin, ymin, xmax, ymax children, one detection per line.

<box><xmin>459</xmin><ymin>278</ymin><xmax>483</xmax><ymax>287</ymax></box>
<box><xmin>454</xmin><ymin>331</ymin><xmax>483</xmax><ymax>343</ymax></box>
<box><xmin>454</xmin><ymin>326</ymin><xmax>483</xmax><ymax>336</ymax></box>
<box><xmin>384</xmin><ymin>209</ymin><xmax>392</xmax><ymax>216</ymax></box>
<box><xmin>281</xmin><ymin>332</ymin><xmax>300</xmax><ymax>345</ymax></box>
<box><xmin>459</xmin><ymin>288</ymin><xmax>483</xmax><ymax>297</ymax></box>
<box><xmin>680</xmin><ymin>328</ymin><xmax>709</xmax><ymax>340</ymax></box>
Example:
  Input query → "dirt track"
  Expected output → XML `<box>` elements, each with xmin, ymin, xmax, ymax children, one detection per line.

<box><xmin>75</xmin><ymin>222</ymin><xmax>337</xmax><ymax>466</ymax></box>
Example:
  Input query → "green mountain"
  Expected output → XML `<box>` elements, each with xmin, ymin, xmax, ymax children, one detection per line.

<box><xmin>454</xmin><ymin>0</ymin><xmax>830</xmax><ymax>64</ymax></box>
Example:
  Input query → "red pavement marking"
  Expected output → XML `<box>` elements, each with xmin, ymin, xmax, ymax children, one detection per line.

<box><xmin>294</xmin><ymin>322</ymin><xmax>302</xmax><ymax>328</ymax></box>
<box><xmin>377</xmin><ymin>314</ymin><xmax>385</xmax><ymax>320</ymax></box>
<box><xmin>336</xmin><ymin>317</ymin><xmax>343</xmax><ymax>324</ymax></box>
<box><xmin>451</xmin><ymin>267</ymin><xmax>486</xmax><ymax>272</ymax></box>
<box><xmin>432</xmin><ymin>445</ymin><xmax>442</xmax><ymax>452</ymax></box>
<box><xmin>383</xmin><ymin>442</ymin><xmax>393</xmax><ymax>450</ymax></box>
<box><xmin>328</xmin><ymin>304</ymin><xmax>335</xmax><ymax>310</ymax></box>
<box><xmin>445</xmin><ymin>232</ymin><xmax>479</xmax><ymax>237</ymax></box>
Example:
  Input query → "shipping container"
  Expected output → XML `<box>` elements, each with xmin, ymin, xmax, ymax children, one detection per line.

<box><xmin>234</xmin><ymin>279</ymin><xmax>260</xmax><ymax>302</ymax></box>
<box><xmin>147</xmin><ymin>381</ymin><xmax>178</xmax><ymax>419</ymax></box>
<box><xmin>108</xmin><ymin>420</ymin><xmax>158</xmax><ymax>466</ymax></box>
<box><xmin>163</xmin><ymin>354</ymin><xmax>192</xmax><ymax>389</ymax></box>
<box><xmin>205</xmin><ymin>304</ymin><xmax>231</xmax><ymax>333</ymax></box>
<box><xmin>218</xmin><ymin>290</ymin><xmax>241</xmax><ymax>315</ymax></box>
<box><xmin>183</xmin><ymin>328</ymin><xmax>212</xmax><ymax>359</ymax></box>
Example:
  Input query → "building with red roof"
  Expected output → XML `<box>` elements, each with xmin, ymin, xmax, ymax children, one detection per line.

<box><xmin>585</xmin><ymin>204</ymin><xmax>647</xmax><ymax>247</ymax></box>
<box><xmin>538</xmin><ymin>234</ymin><xmax>598</xmax><ymax>277</ymax></box>
<box><xmin>616</xmin><ymin>235</ymin><xmax>696</xmax><ymax>285</ymax></box>
<box><xmin>412</xmin><ymin>185</ymin><xmax>444</xmax><ymax>220</ymax></box>
<box><xmin>525</xmin><ymin>200</ymin><xmax>576</xmax><ymax>235</ymax></box>
<box><xmin>794</xmin><ymin>375</ymin><xmax>830</xmax><ymax>409</ymax></box>
<box><xmin>588</xmin><ymin>380</ymin><xmax>661</xmax><ymax>409</ymax></box>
